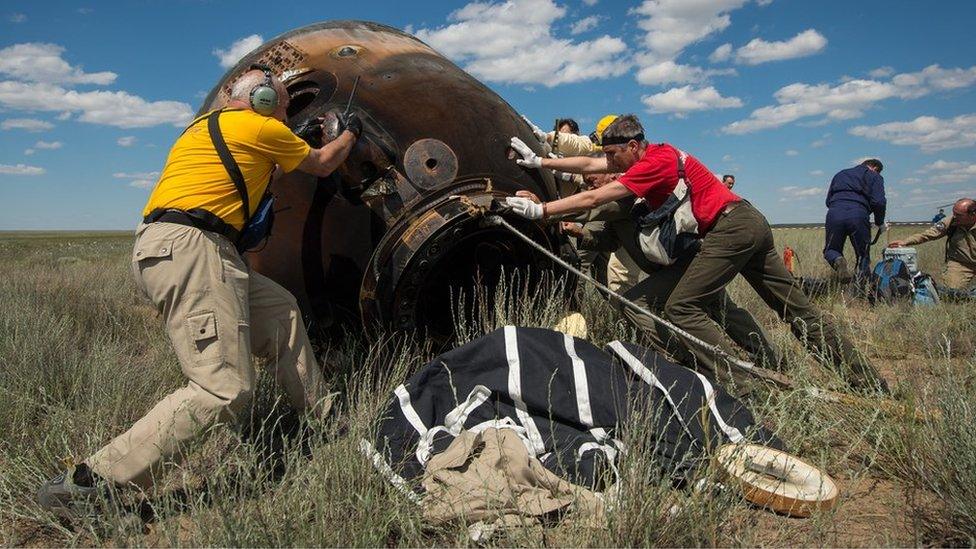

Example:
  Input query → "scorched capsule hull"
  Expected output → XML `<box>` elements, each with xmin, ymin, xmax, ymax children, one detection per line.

<box><xmin>199</xmin><ymin>20</ymin><xmax>572</xmax><ymax>339</ymax></box>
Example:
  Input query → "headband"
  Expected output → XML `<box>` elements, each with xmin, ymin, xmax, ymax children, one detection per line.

<box><xmin>600</xmin><ymin>133</ymin><xmax>644</xmax><ymax>146</ymax></box>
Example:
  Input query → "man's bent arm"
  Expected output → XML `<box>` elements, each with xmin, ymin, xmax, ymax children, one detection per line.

<box><xmin>869</xmin><ymin>172</ymin><xmax>887</xmax><ymax>225</ymax></box>
<box><xmin>901</xmin><ymin>223</ymin><xmax>947</xmax><ymax>246</ymax></box>
<box><xmin>541</xmin><ymin>155</ymin><xmax>609</xmax><ymax>174</ymax></box>
<box><xmin>544</xmin><ymin>181</ymin><xmax>631</xmax><ymax>217</ymax></box>
<box><xmin>296</xmin><ymin>131</ymin><xmax>357</xmax><ymax>177</ymax></box>
<box><xmin>578</xmin><ymin>221</ymin><xmax>622</xmax><ymax>253</ymax></box>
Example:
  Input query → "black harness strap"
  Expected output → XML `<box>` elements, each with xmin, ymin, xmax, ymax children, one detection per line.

<box><xmin>207</xmin><ymin>110</ymin><xmax>251</xmax><ymax>226</ymax></box>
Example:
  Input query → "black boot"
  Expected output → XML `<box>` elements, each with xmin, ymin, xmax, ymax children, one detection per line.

<box><xmin>831</xmin><ymin>257</ymin><xmax>853</xmax><ymax>283</ymax></box>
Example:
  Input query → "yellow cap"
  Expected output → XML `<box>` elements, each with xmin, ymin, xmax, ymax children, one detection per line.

<box><xmin>594</xmin><ymin>115</ymin><xmax>618</xmax><ymax>143</ymax></box>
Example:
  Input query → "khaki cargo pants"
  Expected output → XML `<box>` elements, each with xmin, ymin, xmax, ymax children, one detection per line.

<box><xmin>606</xmin><ymin>249</ymin><xmax>646</xmax><ymax>294</ymax></box>
<box><xmin>664</xmin><ymin>202</ymin><xmax>887</xmax><ymax>393</ymax></box>
<box><xmin>87</xmin><ymin>222</ymin><xmax>332</xmax><ymax>488</ymax></box>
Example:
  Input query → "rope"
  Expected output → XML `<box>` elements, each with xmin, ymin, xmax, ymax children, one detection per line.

<box><xmin>483</xmin><ymin>215</ymin><xmax>766</xmax><ymax>376</ymax></box>
<box><xmin>483</xmin><ymin>212</ymin><xmax>907</xmax><ymax>406</ymax></box>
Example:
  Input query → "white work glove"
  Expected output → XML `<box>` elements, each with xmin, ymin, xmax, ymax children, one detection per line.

<box><xmin>504</xmin><ymin>197</ymin><xmax>544</xmax><ymax>220</ymax></box>
<box><xmin>510</xmin><ymin>136</ymin><xmax>542</xmax><ymax>169</ymax></box>
<box><xmin>520</xmin><ymin>115</ymin><xmax>548</xmax><ymax>143</ymax></box>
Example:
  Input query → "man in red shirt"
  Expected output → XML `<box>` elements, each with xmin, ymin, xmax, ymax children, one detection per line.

<box><xmin>505</xmin><ymin>114</ymin><xmax>887</xmax><ymax>394</ymax></box>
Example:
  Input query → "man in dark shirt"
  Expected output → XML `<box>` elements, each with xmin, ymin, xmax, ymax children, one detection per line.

<box><xmin>823</xmin><ymin>159</ymin><xmax>886</xmax><ymax>281</ymax></box>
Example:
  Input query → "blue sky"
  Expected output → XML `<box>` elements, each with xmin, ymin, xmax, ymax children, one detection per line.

<box><xmin>1</xmin><ymin>0</ymin><xmax>975</xmax><ymax>229</ymax></box>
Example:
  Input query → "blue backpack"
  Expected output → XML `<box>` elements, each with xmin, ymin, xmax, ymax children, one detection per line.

<box><xmin>912</xmin><ymin>273</ymin><xmax>940</xmax><ymax>305</ymax></box>
<box><xmin>869</xmin><ymin>258</ymin><xmax>914</xmax><ymax>304</ymax></box>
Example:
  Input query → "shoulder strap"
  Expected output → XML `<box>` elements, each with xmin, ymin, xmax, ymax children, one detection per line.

<box><xmin>674</xmin><ymin>146</ymin><xmax>687</xmax><ymax>181</ymax></box>
<box><xmin>207</xmin><ymin>110</ymin><xmax>250</xmax><ymax>226</ymax></box>
<box><xmin>944</xmin><ymin>224</ymin><xmax>958</xmax><ymax>262</ymax></box>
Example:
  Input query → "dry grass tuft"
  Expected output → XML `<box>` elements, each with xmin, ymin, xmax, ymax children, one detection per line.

<box><xmin>0</xmin><ymin>228</ymin><xmax>973</xmax><ymax>546</ymax></box>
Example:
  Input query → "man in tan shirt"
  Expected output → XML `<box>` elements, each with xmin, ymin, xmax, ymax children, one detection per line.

<box><xmin>890</xmin><ymin>198</ymin><xmax>976</xmax><ymax>290</ymax></box>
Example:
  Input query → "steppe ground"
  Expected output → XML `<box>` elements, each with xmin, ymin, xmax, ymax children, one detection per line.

<box><xmin>1</xmin><ymin>227</ymin><xmax>974</xmax><ymax>547</ymax></box>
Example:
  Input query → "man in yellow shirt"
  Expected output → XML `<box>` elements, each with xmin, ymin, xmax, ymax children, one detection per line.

<box><xmin>38</xmin><ymin>66</ymin><xmax>360</xmax><ymax>514</ymax></box>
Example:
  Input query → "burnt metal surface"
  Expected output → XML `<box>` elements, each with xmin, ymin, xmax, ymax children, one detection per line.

<box><xmin>402</xmin><ymin>138</ymin><xmax>458</xmax><ymax>190</ymax></box>
<box><xmin>199</xmin><ymin>20</ymin><xmax>571</xmax><ymax>338</ymax></box>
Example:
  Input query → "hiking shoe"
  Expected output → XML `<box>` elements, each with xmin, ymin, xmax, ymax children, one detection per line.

<box><xmin>37</xmin><ymin>462</ymin><xmax>109</xmax><ymax>519</ymax></box>
<box><xmin>831</xmin><ymin>257</ymin><xmax>853</xmax><ymax>282</ymax></box>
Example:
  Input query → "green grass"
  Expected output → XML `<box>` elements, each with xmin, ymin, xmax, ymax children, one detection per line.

<box><xmin>0</xmin><ymin>228</ymin><xmax>973</xmax><ymax>546</ymax></box>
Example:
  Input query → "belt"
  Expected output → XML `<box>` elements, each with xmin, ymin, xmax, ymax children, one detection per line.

<box><xmin>143</xmin><ymin>208</ymin><xmax>240</xmax><ymax>243</ymax></box>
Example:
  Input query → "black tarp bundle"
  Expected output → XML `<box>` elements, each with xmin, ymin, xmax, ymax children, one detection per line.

<box><xmin>364</xmin><ymin>326</ymin><xmax>782</xmax><ymax>493</ymax></box>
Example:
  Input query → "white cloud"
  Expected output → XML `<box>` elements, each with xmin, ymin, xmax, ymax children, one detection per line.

<box><xmin>33</xmin><ymin>140</ymin><xmax>61</xmax><ymax>150</ymax></box>
<box><xmin>627</xmin><ymin>1</ymin><xmax>746</xmax><ymax>114</ymax></box>
<box><xmin>810</xmin><ymin>169</ymin><xmax>824</xmax><ymax>176</ymax></box>
<box><xmin>849</xmin><ymin>113</ymin><xmax>976</xmax><ymax>152</ymax></box>
<box><xmin>811</xmin><ymin>135</ymin><xmax>829</xmax><ymax>148</ymax></box>
<box><xmin>891</xmin><ymin>64</ymin><xmax>976</xmax><ymax>96</ymax></box>
<box><xmin>756</xmin><ymin>0</ymin><xmax>773</xmax><ymax>5</ymax></box>
<box><xmin>24</xmin><ymin>149</ymin><xmax>34</xmax><ymax>156</ymax></box>
<box><xmin>635</xmin><ymin>60</ymin><xmax>735</xmax><ymax>86</ymax></box>
<box><xmin>1</xmin><ymin>118</ymin><xmax>53</xmax><ymax>131</ymax></box>
<box><xmin>113</xmin><ymin>171</ymin><xmax>159</xmax><ymax>180</ymax></box>
<box><xmin>213</xmin><ymin>34</ymin><xmax>264</xmax><ymax>69</ymax></box>
<box><xmin>785</xmin><ymin>149</ymin><xmax>799</xmax><ymax>156</ymax></box>
<box><xmin>0</xmin><ymin>43</ymin><xmax>116</xmax><ymax>85</ymax></box>
<box><xmin>415</xmin><ymin>0</ymin><xmax>629</xmax><ymax>87</ymax></box>
<box><xmin>0</xmin><ymin>43</ymin><xmax>189</xmax><ymax>129</ymax></box>
<box><xmin>734</xmin><ymin>29</ymin><xmax>827</xmax><ymax>65</ymax></box>
<box><xmin>632</xmin><ymin>0</ymin><xmax>748</xmax><ymax>62</ymax></box>
<box><xmin>780</xmin><ymin>185</ymin><xmax>822</xmax><ymax>197</ymax></box>
<box><xmin>8</xmin><ymin>13</ymin><xmax>26</xmax><ymax>23</ymax></box>
<box><xmin>570</xmin><ymin>15</ymin><xmax>601</xmax><ymax>35</ymax></box>
<box><xmin>0</xmin><ymin>163</ymin><xmax>45</xmax><ymax>175</ymax></box>
<box><xmin>869</xmin><ymin>66</ymin><xmax>894</xmax><ymax>78</ymax></box>
<box><xmin>117</xmin><ymin>136</ymin><xmax>137</xmax><ymax>147</ymax></box>
<box><xmin>582</xmin><ymin>0</ymin><xmax>598</xmax><ymax>5</ymax></box>
<box><xmin>709</xmin><ymin>43</ymin><xmax>732</xmax><ymax>63</ymax></box>
<box><xmin>916</xmin><ymin>160</ymin><xmax>976</xmax><ymax>185</ymax></box>
<box><xmin>0</xmin><ymin>80</ymin><xmax>193</xmax><ymax>128</ymax></box>
<box><xmin>723</xmin><ymin>64</ymin><xmax>976</xmax><ymax>134</ymax></box>
<box><xmin>642</xmin><ymin>85</ymin><xmax>743</xmax><ymax>116</ymax></box>
<box><xmin>114</xmin><ymin>171</ymin><xmax>160</xmax><ymax>189</ymax></box>
<box><xmin>722</xmin><ymin>154</ymin><xmax>734</xmax><ymax>161</ymax></box>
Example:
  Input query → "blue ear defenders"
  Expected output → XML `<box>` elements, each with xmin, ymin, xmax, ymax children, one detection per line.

<box><xmin>248</xmin><ymin>63</ymin><xmax>278</xmax><ymax>116</ymax></box>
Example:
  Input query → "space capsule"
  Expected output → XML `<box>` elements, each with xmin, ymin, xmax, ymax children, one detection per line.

<box><xmin>199</xmin><ymin>20</ymin><xmax>572</xmax><ymax>339</ymax></box>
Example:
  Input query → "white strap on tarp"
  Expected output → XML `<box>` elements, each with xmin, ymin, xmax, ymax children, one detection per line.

<box><xmin>416</xmin><ymin>384</ymin><xmax>492</xmax><ymax>466</ymax></box>
<box><xmin>504</xmin><ymin>325</ymin><xmax>547</xmax><ymax>456</ymax></box>
<box><xmin>609</xmin><ymin>341</ymin><xmax>698</xmax><ymax>443</ymax></box>
<box><xmin>564</xmin><ymin>333</ymin><xmax>594</xmax><ymax>427</ymax></box>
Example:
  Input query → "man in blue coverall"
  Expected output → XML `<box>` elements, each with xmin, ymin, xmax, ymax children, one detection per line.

<box><xmin>823</xmin><ymin>159</ymin><xmax>886</xmax><ymax>281</ymax></box>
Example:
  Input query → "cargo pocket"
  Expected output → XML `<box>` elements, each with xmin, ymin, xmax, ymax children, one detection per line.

<box><xmin>133</xmin><ymin>238</ymin><xmax>174</xmax><ymax>264</ymax></box>
<box><xmin>186</xmin><ymin>310</ymin><xmax>221</xmax><ymax>365</ymax></box>
<box><xmin>132</xmin><ymin>237</ymin><xmax>175</xmax><ymax>299</ymax></box>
